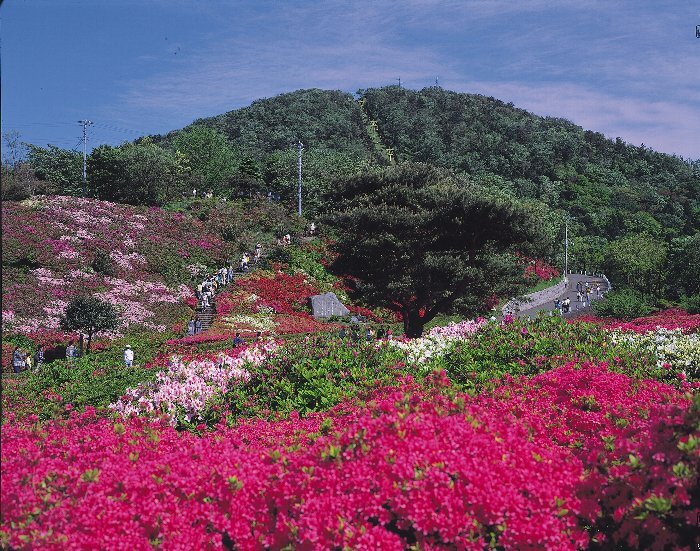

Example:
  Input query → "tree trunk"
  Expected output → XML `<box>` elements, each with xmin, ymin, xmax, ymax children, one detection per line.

<box><xmin>86</xmin><ymin>331</ymin><xmax>93</xmax><ymax>354</ymax></box>
<box><xmin>403</xmin><ymin>309</ymin><xmax>425</xmax><ymax>338</ymax></box>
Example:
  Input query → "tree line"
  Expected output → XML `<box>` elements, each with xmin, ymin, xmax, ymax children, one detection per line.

<box><xmin>3</xmin><ymin>87</ymin><xmax>698</xmax><ymax>311</ymax></box>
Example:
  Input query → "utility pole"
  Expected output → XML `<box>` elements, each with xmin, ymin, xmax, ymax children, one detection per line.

<box><xmin>564</xmin><ymin>219</ymin><xmax>569</xmax><ymax>284</ymax></box>
<box><xmin>78</xmin><ymin>120</ymin><xmax>93</xmax><ymax>197</ymax></box>
<box><xmin>297</xmin><ymin>140</ymin><xmax>303</xmax><ymax>217</ymax></box>
<box><xmin>396</xmin><ymin>77</ymin><xmax>401</xmax><ymax>88</ymax></box>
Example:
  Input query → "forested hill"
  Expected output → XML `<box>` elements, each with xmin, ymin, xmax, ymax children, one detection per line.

<box><xmin>163</xmin><ymin>89</ymin><xmax>375</xmax><ymax>160</ymax></box>
<box><xmin>163</xmin><ymin>86</ymin><xmax>699</xmax><ymax>240</ymax></box>
<box><xmin>11</xmin><ymin>86</ymin><xmax>699</xmax><ymax>302</ymax></box>
<box><xmin>360</xmin><ymin>87</ymin><xmax>699</xmax><ymax>240</ymax></box>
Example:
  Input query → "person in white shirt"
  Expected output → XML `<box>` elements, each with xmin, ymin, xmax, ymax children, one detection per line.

<box><xmin>124</xmin><ymin>345</ymin><xmax>134</xmax><ymax>367</ymax></box>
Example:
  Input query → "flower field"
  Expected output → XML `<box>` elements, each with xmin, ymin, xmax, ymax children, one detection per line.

<box><xmin>2</xmin><ymin>198</ymin><xmax>700</xmax><ymax>550</ymax></box>
<box><xmin>2</xmin><ymin>311</ymin><xmax>699</xmax><ymax>549</ymax></box>
<box><xmin>2</xmin><ymin>197</ymin><xmax>233</xmax><ymax>353</ymax></box>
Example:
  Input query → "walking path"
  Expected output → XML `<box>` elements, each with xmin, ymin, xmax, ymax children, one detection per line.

<box><xmin>511</xmin><ymin>274</ymin><xmax>609</xmax><ymax>319</ymax></box>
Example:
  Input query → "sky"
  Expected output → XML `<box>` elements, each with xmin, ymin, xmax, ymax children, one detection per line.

<box><xmin>2</xmin><ymin>0</ymin><xmax>699</xmax><ymax>160</ymax></box>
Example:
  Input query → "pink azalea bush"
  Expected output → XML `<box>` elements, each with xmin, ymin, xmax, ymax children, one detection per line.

<box><xmin>2</xmin><ymin>197</ymin><xmax>229</xmax><ymax>337</ymax></box>
<box><xmin>2</xmin><ymin>365</ymin><xmax>697</xmax><ymax>550</ymax></box>
<box><xmin>110</xmin><ymin>341</ymin><xmax>277</xmax><ymax>425</ymax></box>
<box><xmin>576</xmin><ymin>308</ymin><xmax>700</xmax><ymax>334</ymax></box>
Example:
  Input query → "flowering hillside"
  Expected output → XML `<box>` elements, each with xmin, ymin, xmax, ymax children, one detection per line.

<box><xmin>2</xmin><ymin>310</ymin><xmax>699</xmax><ymax>548</ymax></box>
<box><xmin>2</xmin><ymin>196</ymin><xmax>234</xmax><ymax>339</ymax></box>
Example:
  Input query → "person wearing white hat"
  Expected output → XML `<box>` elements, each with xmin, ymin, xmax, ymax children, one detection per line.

<box><xmin>123</xmin><ymin>345</ymin><xmax>134</xmax><ymax>367</ymax></box>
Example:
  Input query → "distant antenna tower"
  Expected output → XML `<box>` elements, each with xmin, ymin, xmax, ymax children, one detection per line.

<box><xmin>78</xmin><ymin>120</ymin><xmax>93</xmax><ymax>197</ymax></box>
<box><xmin>396</xmin><ymin>77</ymin><xmax>401</xmax><ymax>88</ymax></box>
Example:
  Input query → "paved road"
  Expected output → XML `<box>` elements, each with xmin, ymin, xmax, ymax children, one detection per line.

<box><xmin>513</xmin><ymin>274</ymin><xmax>609</xmax><ymax>319</ymax></box>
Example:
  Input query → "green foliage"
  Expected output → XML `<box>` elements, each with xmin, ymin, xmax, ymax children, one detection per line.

<box><xmin>666</xmin><ymin>233</ymin><xmax>700</xmax><ymax>299</ymax></box>
<box><xmin>226</xmin><ymin>336</ymin><xmax>407</xmax><ymax>420</ymax></box>
<box><xmin>603</xmin><ymin>233</ymin><xmax>667</xmax><ymax>293</ymax></box>
<box><xmin>432</xmin><ymin>316</ymin><xmax>656</xmax><ymax>392</ymax></box>
<box><xmin>170</xmin><ymin>125</ymin><xmax>239</xmax><ymax>193</ymax></box>
<box><xmin>187</xmin><ymin>89</ymin><xmax>372</xmax><ymax>159</ymax></box>
<box><xmin>6</xmin><ymin>358</ymin><xmax>156</xmax><ymax>421</ymax></box>
<box><xmin>60</xmin><ymin>297</ymin><xmax>118</xmax><ymax>352</ymax></box>
<box><xmin>26</xmin><ymin>144</ymin><xmax>83</xmax><ymax>195</ymax></box>
<box><xmin>264</xmin><ymin>147</ymin><xmax>377</xmax><ymax>217</ymax></box>
<box><xmin>88</xmin><ymin>139</ymin><xmax>187</xmax><ymax>205</ymax></box>
<box><xmin>680</xmin><ymin>294</ymin><xmax>700</xmax><ymax>314</ymax></box>
<box><xmin>91</xmin><ymin>250</ymin><xmax>115</xmax><ymax>276</ymax></box>
<box><xmin>282</xmin><ymin>244</ymin><xmax>338</xmax><ymax>288</ymax></box>
<box><xmin>325</xmin><ymin>162</ymin><xmax>550</xmax><ymax>336</ymax></box>
<box><xmin>592</xmin><ymin>289</ymin><xmax>656</xmax><ymax>319</ymax></box>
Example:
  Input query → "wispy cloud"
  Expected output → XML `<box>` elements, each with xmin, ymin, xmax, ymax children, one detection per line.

<box><xmin>107</xmin><ymin>1</ymin><xmax>699</xmax><ymax>158</ymax></box>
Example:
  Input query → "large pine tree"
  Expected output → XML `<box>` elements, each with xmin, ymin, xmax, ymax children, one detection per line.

<box><xmin>325</xmin><ymin>163</ymin><xmax>549</xmax><ymax>336</ymax></box>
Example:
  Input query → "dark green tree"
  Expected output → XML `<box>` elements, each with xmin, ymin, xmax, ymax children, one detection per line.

<box><xmin>26</xmin><ymin>144</ymin><xmax>83</xmax><ymax>195</ymax></box>
<box><xmin>324</xmin><ymin>163</ymin><xmax>549</xmax><ymax>337</ymax></box>
<box><xmin>60</xmin><ymin>297</ymin><xmax>118</xmax><ymax>353</ymax></box>
<box><xmin>88</xmin><ymin>139</ymin><xmax>187</xmax><ymax>205</ymax></box>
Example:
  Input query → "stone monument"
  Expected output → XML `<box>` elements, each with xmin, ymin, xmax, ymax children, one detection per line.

<box><xmin>309</xmin><ymin>292</ymin><xmax>350</xmax><ymax>319</ymax></box>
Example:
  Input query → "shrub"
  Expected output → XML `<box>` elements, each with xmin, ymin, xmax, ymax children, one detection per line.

<box><xmin>593</xmin><ymin>289</ymin><xmax>656</xmax><ymax>319</ymax></box>
<box><xmin>226</xmin><ymin>336</ymin><xmax>407</xmax><ymax>419</ymax></box>
<box><xmin>681</xmin><ymin>294</ymin><xmax>700</xmax><ymax>314</ymax></box>
<box><xmin>90</xmin><ymin>249</ymin><xmax>115</xmax><ymax>276</ymax></box>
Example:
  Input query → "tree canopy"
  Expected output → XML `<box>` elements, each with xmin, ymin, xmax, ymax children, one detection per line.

<box><xmin>324</xmin><ymin>163</ymin><xmax>550</xmax><ymax>336</ymax></box>
<box><xmin>60</xmin><ymin>297</ymin><xmax>118</xmax><ymax>353</ymax></box>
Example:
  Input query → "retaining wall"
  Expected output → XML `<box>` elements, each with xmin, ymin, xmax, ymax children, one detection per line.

<box><xmin>502</xmin><ymin>279</ymin><xmax>566</xmax><ymax>316</ymax></box>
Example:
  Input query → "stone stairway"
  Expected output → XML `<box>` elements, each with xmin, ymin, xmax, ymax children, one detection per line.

<box><xmin>195</xmin><ymin>257</ymin><xmax>267</xmax><ymax>332</ymax></box>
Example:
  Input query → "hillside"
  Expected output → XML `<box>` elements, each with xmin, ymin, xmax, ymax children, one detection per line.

<box><xmin>0</xmin><ymin>196</ymin><xmax>310</xmax><ymax>343</ymax></box>
<box><xmin>162</xmin><ymin>87</ymin><xmax>699</xmax><ymax>242</ymax></box>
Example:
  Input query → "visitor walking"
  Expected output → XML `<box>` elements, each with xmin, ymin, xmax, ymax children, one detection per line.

<box><xmin>187</xmin><ymin>318</ymin><xmax>195</xmax><ymax>336</ymax></box>
<box><xmin>34</xmin><ymin>346</ymin><xmax>45</xmax><ymax>371</ymax></box>
<box><xmin>12</xmin><ymin>346</ymin><xmax>24</xmax><ymax>374</ymax></box>
<box><xmin>195</xmin><ymin>317</ymin><xmax>203</xmax><ymax>334</ymax></box>
<box><xmin>123</xmin><ymin>345</ymin><xmax>134</xmax><ymax>367</ymax></box>
<box><xmin>254</xmin><ymin>243</ymin><xmax>262</xmax><ymax>262</ymax></box>
<box><xmin>66</xmin><ymin>342</ymin><xmax>78</xmax><ymax>363</ymax></box>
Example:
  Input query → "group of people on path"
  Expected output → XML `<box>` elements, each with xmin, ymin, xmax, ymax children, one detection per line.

<box><xmin>554</xmin><ymin>280</ymin><xmax>604</xmax><ymax>315</ymax></box>
<box><xmin>11</xmin><ymin>346</ymin><xmax>45</xmax><ymax>374</ymax></box>
<box><xmin>188</xmin><ymin>244</ymin><xmax>266</xmax><ymax>336</ymax></box>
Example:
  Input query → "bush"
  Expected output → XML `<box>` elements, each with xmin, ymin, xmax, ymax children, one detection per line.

<box><xmin>434</xmin><ymin>316</ymin><xmax>647</xmax><ymax>391</ymax></box>
<box><xmin>91</xmin><ymin>249</ymin><xmax>115</xmax><ymax>276</ymax></box>
<box><xmin>226</xmin><ymin>336</ymin><xmax>407</xmax><ymax>419</ymax></box>
<box><xmin>593</xmin><ymin>289</ymin><xmax>656</xmax><ymax>319</ymax></box>
<box><xmin>680</xmin><ymin>294</ymin><xmax>700</xmax><ymax>314</ymax></box>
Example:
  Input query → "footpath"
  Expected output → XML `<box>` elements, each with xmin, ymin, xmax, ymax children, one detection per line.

<box><xmin>505</xmin><ymin>273</ymin><xmax>610</xmax><ymax>319</ymax></box>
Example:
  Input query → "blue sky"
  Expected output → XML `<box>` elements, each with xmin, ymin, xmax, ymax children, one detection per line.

<box><xmin>2</xmin><ymin>0</ymin><xmax>699</xmax><ymax>159</ymax></box>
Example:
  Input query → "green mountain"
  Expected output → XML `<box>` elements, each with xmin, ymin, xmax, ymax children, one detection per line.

<box><xmin>164</xmin><ymin>86</ymin><xmax>698</xmax><ymax>239</ymax></box>
<box><xmin>14</xmin><ymin>86</ymin><xmax>699</xmax><ymax>302</ymax></box>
